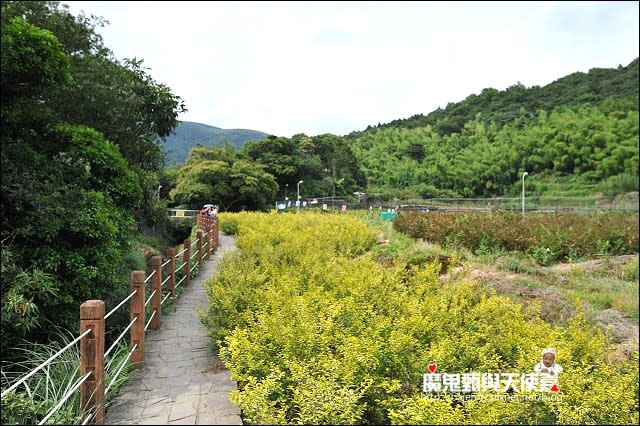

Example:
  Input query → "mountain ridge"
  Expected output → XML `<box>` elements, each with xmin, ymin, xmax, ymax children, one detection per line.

<box><xmin>163</xmin><ymin>121</ymin><xmax>269</xmax><ymax>164</ymax></box>
<box><xmin>348</xmin><ymin>58</ymin><xmax>639</xmax><ymax>137</ymax></box>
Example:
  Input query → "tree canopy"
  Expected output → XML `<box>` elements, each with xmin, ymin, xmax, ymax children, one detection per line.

<box><xmin>240</xmin><ymin>133</ymin><xmax>367</xmax><ymax>199</ymax></box>
<box><xmin>1</xmin><ymin>2</ymin><xmax>185</xmax><ymax>344</ymax></box>
<box><xmin>351</xmin><ymin>100</ymin><xmax>638</xmax><ymax>198</ymax></box>
<box><xmin>170</xmin><ymin>147</ymin><xmax>278</xmax><ymax>211</ymax></box>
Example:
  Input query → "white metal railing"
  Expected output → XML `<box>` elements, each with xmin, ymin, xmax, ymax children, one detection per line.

<box><xmin>144</xmin><ymin>290</ymin><xmax>157</xmax><ymax>307</ymax></box>
<box><xmin>104</xmin><ymin>344</ymin><xmax>137</xmax><ymax>396</ymax></box>
<box><xmin>144</xmin><ymin>311</ymin><xmax>156</xmax><ymax>332</ymax></box>
<box><xmin>176</xmin><ymin>275</ymin><xmax>187</xmax><ymax>288</ymax></box>
<box><xmin>143</xmin><ymin>270</ymin><xmax>156</xmax><ymax>284</ymax></box>
<box><xmin>1</xmin><ymin>328</ymin><xmax>92</xmax><ymax>398</ymax></box>
<box><xmin>104</xmin><ymin>290</ymin><xmax>137</xmax><ymax>320</ymax></box>
<box><xmin>161</xmin><ymin>275</ymin><xmax>171</xmax><ymax>287</ymax></box>
<box><xmin>104</xmin><ymin>317</ymin><xmax>137</xmax><ymax>358</ymax></box>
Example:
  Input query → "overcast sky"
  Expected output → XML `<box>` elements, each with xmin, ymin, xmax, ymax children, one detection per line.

<box><xmin>65</xmin><ymin>1</ymin><xmax>639</xmax><ymax>137</ymax></box>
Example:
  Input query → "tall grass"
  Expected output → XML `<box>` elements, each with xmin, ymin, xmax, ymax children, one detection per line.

<box><xmin>1</xmin><ymin>328</ymin><xmax>133</xmax><ymax>425</ymax></box>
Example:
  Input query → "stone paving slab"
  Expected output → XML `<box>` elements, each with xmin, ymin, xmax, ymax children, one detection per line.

<box><xmin>105</xmin><ymin>235</ymin><xmax>241</xmax><ymax>425</ymax></box>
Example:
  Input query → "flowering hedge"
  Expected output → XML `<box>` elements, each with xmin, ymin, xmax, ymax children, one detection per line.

<box><xmin>202</xmin><ymin>211</ymin><xmax>638</xmax><ymax>424</ymax></box>
<box><xmin>393</xmin><ymin>211</ymin><xmax>638</xmax><ymax>263</ymax></box>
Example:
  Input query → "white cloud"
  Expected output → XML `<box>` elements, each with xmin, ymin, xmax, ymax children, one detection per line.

<box><xmin>65</xmin><ymin>1</ymin><xmax>639</xmax><ymax>137</ymax></box>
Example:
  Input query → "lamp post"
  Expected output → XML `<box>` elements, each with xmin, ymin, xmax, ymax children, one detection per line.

<box><xmin>297</xmin><ymin>180</ymin><xmax>303</xmax><ymax>211</ymax></box>
<box><xmin>521</xmin><ymin>172</ymin><xmax>528</xmax><ymax>214</ymax></box>
<box><xmin>285</xmin><ymin>184</ymin><xmax>288</xmax><ymax>201</ymax></box>
<box><xmin>157</xmin><ymin>185</ymin><xmax>162</xmax><ymax>201</ymax></box>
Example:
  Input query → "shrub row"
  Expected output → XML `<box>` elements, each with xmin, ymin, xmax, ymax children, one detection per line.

<box><xmin>202</xmin><ymin>211</ymin><xmax>638</xmax><ymax>424</ymax></box>
<box><xmin>393</xmin><ymin>211</ymin><xmax>639</xmax><ymax>264</ymax></box>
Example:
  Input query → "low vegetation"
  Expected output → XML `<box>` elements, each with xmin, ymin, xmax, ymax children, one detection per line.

<box><xmin>393</xmin><ymin>211</ymin><xmax>638</xmax><ymax>264</ymax></box>
<box><xmin>203</xmin><ymin>212</ymin><xmax>638</xmax><ymax>424</ymax></box>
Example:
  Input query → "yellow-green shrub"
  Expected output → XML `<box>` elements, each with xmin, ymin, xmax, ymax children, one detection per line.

<box><xmin>203</xmin><ymin>211</ymin><xmax>639</xmax><ymax>424</ymax></box>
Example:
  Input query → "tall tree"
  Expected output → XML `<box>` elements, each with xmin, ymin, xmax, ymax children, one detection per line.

<box><xmin>240</xmin><ymin>133</ymin><xmax>366</xmax><ymax>199</ymax></box>
<box><xmin>171</xmin><ymin>147</ymin><xmax>278</xmax><ymax>211</ymax></box>
<box><xmin>1</xmin><ymin>1</ymin><xmax>187</xmax><ymax>227</ymax></box>
<box><xmin>1</xmin><ymin>3</ymin><xmax>184</xmax><ymax>344</ymax></box>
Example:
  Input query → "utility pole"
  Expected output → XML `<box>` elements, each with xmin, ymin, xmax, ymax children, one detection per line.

<box><xmin>522</xmin><ymin>172</ymin><xmax>528</xmax><ymax>215</ymax></box>
<box><xmin>332</xmin><ymin>158</ymin><xmax>336</xmax><ymax>199</ymax></box>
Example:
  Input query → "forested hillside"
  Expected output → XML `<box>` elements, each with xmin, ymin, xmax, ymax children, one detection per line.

<box><xmin>163</xmin><ymin>121</ymin><xmax>267</xmax><ymax>165</ymax></box>
<box><xmin>164</xmin><ymin>59</ymin><xmax>638</xmax><ymax>205</ymax></box>
<box><xmin>352</xmin><ymin>100</ymin><xmax>638</xmax><ymax>198</ymax></box>
<box><xmin>347</xmin><ymin>59</ymin><xmax>639</xmax><ymax>199</ymax></box>
<box><xmin>348</xmin><ymin>59</ymin><xmax>638</xmax><ymax>137</ymax></box>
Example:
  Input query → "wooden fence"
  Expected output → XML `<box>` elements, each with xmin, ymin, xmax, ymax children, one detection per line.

<box><xmin>1</xmin><ymin>216</ymin><xmax>220</xmax><ymax>425</ymax></box>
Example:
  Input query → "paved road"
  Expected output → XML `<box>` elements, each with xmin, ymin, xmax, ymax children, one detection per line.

<box><xmin>105</xmin><ymin>235</ymin><xmax>241</xmax><ymax>425</ymax></box>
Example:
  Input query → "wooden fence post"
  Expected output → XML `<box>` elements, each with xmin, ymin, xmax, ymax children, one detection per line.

<box><xmin>151</xmin><ymin>256</ymin><xmax>161</xmax><ymax>330</ymax></box>
<box><xmin>217</xmin><ymin>218</ymin><xmax>220</xmax><ymax>249</ymax></box>
<box><xmin>197</xmin><ymin>231</ymin><xmax>203</xmax><ymax>270</ymax></box>
<box><xmin>130</xmin><ymin>271</ymin><xmax>145</xmax><ymax>369</ymax></box>
<box><xmin>204</xmin><ymin>220</ymin><xmax>211</xmax><ymax>261</ymax></box>
<box><xmin>184</xmin><ymin>239</ymin><xmax>190</xmax><ymax>287</ymax></box>
<box><xmin>80</xmin><ymin>300</ymin><xmax>105</xmax><ymax>424</ymax></box>
<box><xmin>167</xmin><ymin>247</ymin><xmax>176</xmax><ymax>299</ymax></box>
<box><xmin>212</xmin><ymin>219</ymin><xmax>218</xmax><ymax>252</ymax></box>
<box><xmin>208</xmin><ymin>219</ymin><xmax>215</xmax><ymax>256</ymax></box>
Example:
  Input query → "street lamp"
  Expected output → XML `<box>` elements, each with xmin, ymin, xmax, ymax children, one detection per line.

<box><xmin>297</xmin><ymin>180</ymin><xmax>303</xmax><ymax>212</ymax></box>
<box><xmin>521</xmin><ymin>172</ymin><xmax>528</xmax><ymax>214</ymax></box>
<box><xmin>157</xmin><ymin>185</ymin><xmax>162</xmax><ymax>201</ymax></box>
<box><xmin>297</xmin><ymin>180</ymin><xmax>303</xmax><ymax>201</ymax></box>
<box><xmin>285</xmin><ymin>184</ymin><xmax>289</xmax><ymax>201</ymax></box>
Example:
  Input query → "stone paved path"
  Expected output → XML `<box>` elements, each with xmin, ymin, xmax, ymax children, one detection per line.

<box><xmin>105</xmin><ymin>234</ymin><xmax>241</xmax><ymax>425</ymax></box>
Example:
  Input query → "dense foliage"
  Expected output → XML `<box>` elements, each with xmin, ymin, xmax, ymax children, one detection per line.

<box><xmin>176</xmin><ymin>60</ymin><xmax>638</xmax><ymax>203</ymax></box>
<box><xmin>393</xmin><ymin>212</ymin><xmax>639</xmax><ymax>265</ymax></box>
<box><xmin>163</xmin><ymin>121</ymin><xmax>267</xmax><ymax>165</ymax></box>
<box><xmin>351</xmin><ymin>100</ymin><xmax>639</xmax><ymax>198</ymax></box>
<box><xmin>345</xmin><ymin>58</ymin><xmax>639</xmax><ymax>199</ymax></box>
<box><xmin>203</xmin><ymin>212</ymin><xmax>639</xmax><ymax>424</ymax></box>
<box><xmin>240</xmin><ymin>133</ymin><xmax>367</xmax><ymax>199</ymax></box>
<box><xmin>1</xmin><ymin>0</ymin><xmax>186</xmax><ymax>228</ymax></box>
<box><xmin>1</xmin><ymin>1</ymin><xmax>184</xmax><ymax>344</ymax></box>
<box><xmin>1</xmin><ymin>244</ymin><xmax>56</xmax><ymax>351</ymax></box>
<box><xmin>170</xmin><ymin>146</ymin><xmax>278</xmax><ymax>211</ymax></box>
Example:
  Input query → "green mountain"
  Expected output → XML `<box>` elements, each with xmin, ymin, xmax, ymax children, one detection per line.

<box><xmin>163</xmin><ymin>121</ymin><xmax>268</xmax><ymax>164</ymax></box>
<box><xmin>167</xmin><ymin>59</ymin><xmax>638</xmax><ymax>201</ymax></box>
<box><xmin>348</xmin><ymin>58</ymin><xmax>639</xmax><ymax>137</ymax></box>
<box><xmin>347</xmin><ymin>58</ymin><xmax>639</xmax><ymax>199</ymax></box>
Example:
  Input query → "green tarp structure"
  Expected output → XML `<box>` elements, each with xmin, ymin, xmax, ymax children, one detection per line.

<box><xmin>379</xmin><ymin>211</ymin><xmax>397</xmax><ymax>221</ymax></box>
